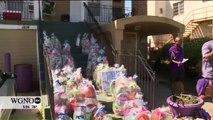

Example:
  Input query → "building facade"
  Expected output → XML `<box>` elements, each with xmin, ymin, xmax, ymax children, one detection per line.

<box><xmin>69</xmin><ymin>0</ymin><xmax>124</xmax><ymax>23</ymax></box>
<box><xmin>146</xmin><ymin>0</ymin><xmax>213</xmax><ymax>39</ymax></box>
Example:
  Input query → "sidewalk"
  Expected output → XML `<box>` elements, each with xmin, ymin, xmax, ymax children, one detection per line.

<box><xmin>154</xmin><ymin>69</ymin><xmax>198</xmax><ymax>108</ymax></box>
<box><xmin>154</xmin><ymin>76</ymin><xmax>172</xmax><ymax>108</ymax></box>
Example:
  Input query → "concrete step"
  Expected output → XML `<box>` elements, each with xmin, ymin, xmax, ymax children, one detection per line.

<box><xmin>186</xmin><ymin>26</ymin><xmax>198</xmax><ymax>30</ymax></box>
<box><xmin>186</xmin><ymin>22</ymin><xmax>199</xmax><ymax>26</ymax></box>
<box><xmin>185</xmin><ymin>29</ymin><xmax>193</xmax><ymax>32</ymax></box>
<box><xmin>183</xmin><ymin>21</ymin><xmax>200</xmax><ymax>37</ymax></box>
<box><xmin>183</xmin><ymin>33</ymin><xmax>190</xmax><ymax>37</ymax></box>
<box><xmin>75</xmin><ymin>61</ymin><xmax>88</xmax><ymax>69</ymax></box>
<box><xmin>71</xmin><ymin>46</ymin><xmax>83</xmax><ymax>54</ymax></box>
<box><xmin>72</xmin><ymin>54</ymin><xmax>88</xmax><ymax>61</ymax></box>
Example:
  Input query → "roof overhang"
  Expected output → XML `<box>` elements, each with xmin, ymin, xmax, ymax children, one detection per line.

<box><xmin>114</xmin><ymin>15</ymin><xmax>185</xmax><ymax>36</ymax></box>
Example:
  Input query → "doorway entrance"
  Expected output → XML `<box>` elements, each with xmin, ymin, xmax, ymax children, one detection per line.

<box><xmin>122</xmin><ymin>32</ymin><xmax>137</xmax><ymax>53</ymax></box>
<box><xmin>121</xmin><ymin>32</ymin><xmax>137</xmax><ymax>75</ymax></box>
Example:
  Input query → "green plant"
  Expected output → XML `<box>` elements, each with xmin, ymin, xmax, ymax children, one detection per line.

<box><xmin>183</xmin><ymin>38</ymin><xmax>209</xmax><ymax>67</ymax></box>
<box><xmin>42</xmin><ymin>0</ymin><xmax>55</xmax><ymax>16</ymax></box>
<box><xmin>172</xmin><ymin>94</ymin><xmax>199</xmax><ymax>104</ymax></box>
<box><xmin>0</xmin><ymin>70</ymin><xmax>16</xmax><ymax>87</ymax></box>
<box><xmin>160</xmin><ymin>42</ymin><xmax>173</xmax><ymax>61</ymax></box>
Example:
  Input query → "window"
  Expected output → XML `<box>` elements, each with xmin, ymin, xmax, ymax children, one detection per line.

<box><xmin>28</xmin><ymin>2</ymin><xmax>34</xmax><ymax>13</ymax></box>
<box><xmin>173</xmin><ymin>1</ymin><xmax>184</xmax><ymax>16</ymax></box>
<box><xmin>7</xmin><ymin>1</ymin><xmax>23</xmax><ymax>11</ymax></box>
<box><xmin>160</xmin><ymin>8</ymin><xmax>163</xmax><ymax>14</ymax></box>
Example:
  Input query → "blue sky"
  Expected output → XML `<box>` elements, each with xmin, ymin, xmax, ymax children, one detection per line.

<box><xmin>125</xmin><ymin>0</ymin><xmax>132</xmax><ymax>13</ymax></box>
<box><xmin>125</xmin><ymin>0</ymin><xmax>132</xmax><ymax>8</ymax></box>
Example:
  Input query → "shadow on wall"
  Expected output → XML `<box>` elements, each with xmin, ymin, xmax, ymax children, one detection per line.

<box><xmin>165</xmin><ymin>1</ymin><xmax>173</xmax><ymax>19</ymax></box>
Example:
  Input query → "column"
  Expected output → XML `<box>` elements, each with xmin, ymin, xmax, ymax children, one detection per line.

<box><xmin>33</xmin><ymin>1</ymin><xmax>41</xmax><ymax>20</ymax></box>
<box><xmin>81</xmin><ymin>1</ymin><xmax>88</xmax><ymax>22</ymax></box>
<box><xmin>212</xmin><ymin>19</ymin><xmax>213</xmax><ymax>38</ymax></box>
<box><xmin>114</xmin><ymin>29</ymin><xmax>123</xmax><ymax>64</ymax></box>
<box><xmin>70</xmin><ymin>1</ymin><xmax>86</xmax><ymax>22</ymax></box>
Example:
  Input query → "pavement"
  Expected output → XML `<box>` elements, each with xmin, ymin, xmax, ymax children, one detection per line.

<box><xmin>155</xmin><ymin>78</ymin><xmax>172</xmax><ymax>108</ymax></box>
<box><xmin>154</xmin><ymin>74</ymin><xmax>213</xmax><ymax>119</ymax></box>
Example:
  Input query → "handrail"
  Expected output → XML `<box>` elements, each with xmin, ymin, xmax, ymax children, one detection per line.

<box><xmin>137</xmin><ymin>50</ymin><xmax>155</xmax><ymax>74</ymax></box>
<box><xmin>85</xmin><ymin>3</ymin><xmax>132</xmax><ymax>23</ymax></box>
<box><xmin>137</xmin><ymin>54</ymin><xmax>156</xmax><ymax>109</ymax></box>
<box><xmin>43</xmin><ymin>48</ymin><xmax>55</xmax><ymax>119</ymax></box>
<box><xmin>84</xmin><ymin>2</ymin><xmax>155</xmax><ymax>108</ymax></box>
<box><xmin>115</xmin><ymin>50</ymin><xmax>155</xmax><ymax>80</ymax></box>
<box><xmin>117</xmin><ymin>50</ymin><xmax>156</xmax><ymax>109</ymax></box>
<box><xmin>83</xmin><ymin>2</ymin><xmax>117</xmax><ymax>64</ymax></box>
<box><xmin>182</xmin><ymin>5</ymin><xmax>213</xmax><ymax>25</ymax></box>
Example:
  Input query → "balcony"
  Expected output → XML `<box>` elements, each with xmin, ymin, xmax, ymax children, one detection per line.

<box><xmin>84</xmin><ymin>3</ymin><xmax>132</xmax><ymax>24</ymax></box>
<box><xmin>0</xmin><ymin>1</ymin><xmax>37</xmax><ymax>21</ymax></box>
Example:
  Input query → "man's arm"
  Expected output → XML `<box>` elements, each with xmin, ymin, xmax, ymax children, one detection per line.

<box><xmin>203</xmin><ymin>51</ymin><xmax>213</xmax><ymax>62</ymax></box>
<box><xmin>171</xmin><ymin>59</ymin><xmax>182</xmax><ymax>65</ymax></box>
<box><xmin>202</xmin><ymin>42</ymin><xmax>213</xmax><ymax>62</ymax></box>
<box><xmin>170</xmin><ymin>51</ymin><xmax>182</xmax><ymax>65</ymax></box>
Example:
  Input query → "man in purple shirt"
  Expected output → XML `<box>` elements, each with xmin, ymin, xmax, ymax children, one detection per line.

<box><xmin>168</xmin><ymin>37</ymin><xmax>185</xmax><ymax>94</ymax></box>
<box><xmin>196</xmin><ymin>39</ymin><xmax>213</xmax><ymax>99</ymax></box>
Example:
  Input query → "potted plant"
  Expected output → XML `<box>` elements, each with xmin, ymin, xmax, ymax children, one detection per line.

<box><xmin>42</xmin><ymin>0</ymin><xmax>56</xmax><ymax>16</ymax></box>
<box><xmin>0</xmin><ymin>70</ymin><xmax>16</xmax><ymax>87</ymax></box>
<box><xmin>166</xmin><ymin>94</ymin><xmax>204</xmax><ymax>118</ymax></box>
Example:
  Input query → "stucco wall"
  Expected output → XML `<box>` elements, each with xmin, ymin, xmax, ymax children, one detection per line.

<box><xmin>190</xmin><ymin>20</ymin><xmax>212</xmax><ymax>38</ymax></box>
<box><xmin>148</xmin><ymin>1</ymin><xmax>213</xmax><ymax>24</ymax></box>
<box><xmin>132</xmin><ymin>1</ymin><xmax>147</xmax><ymax>15</ymax></box>
<box><xmin>147</xmin><ymin>1</ymin><xmax>173</xmax><ymax>18</ymax></box>
<box><xmin>147</xmin><ymin>1</ymin><xmax>213</xmax><ymax>38</ymax></box>
<box><xmin>0</xmin><ymin>29</ymin><xmax>38</xmax><ymax>89</ymax></box>
<box><xmin>147</xmin><ymin>1</ymin><xmax>156</xmax><ymax>16</ymax></box>
<box><xmin>167</xmin><ymin>1</ymin><xmax>213</xmax><ymax>24</ymax></box>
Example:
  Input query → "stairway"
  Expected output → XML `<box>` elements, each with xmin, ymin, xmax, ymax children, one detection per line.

<box><xmin>183</xmin><ymin>21</ymin><xmax>199</xmax><ymax>38</ymax></box>
<box><xmin>71</xmin><ymin>46</ymin><xmax>88</xmax><ymax>77</ymax></box>
<box><xmin>41</xmin><ymin>21</ymin><xmax>90</xmax><ymax>77</ymax></box>
<box><xmin>182</xmin><ymin>5</ymin><xmax>213</xmax><ymax>38</ymax></box>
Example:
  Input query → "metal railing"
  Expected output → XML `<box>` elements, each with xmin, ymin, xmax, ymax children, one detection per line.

<box><xmin>0</xmin><ymin>1</ymin><xmax>34</xmax><ymax>20</ymax></box>
<box><xmin>43</xmin><ymin>49</ymin><xmax>55</xmax><ymax>119</ymax></box>
<box><xmin>84</xmin><ymin>3</ymin><xmax>132</xmax><ymax>24</ymax></box>
<box><xmin>84</xmin><ymin>2</ymin><xmax>156</xmax><ymax>109</ymax></box>
<box><xmin>83</xmin><ymin>2</ymin><xmax>117</xmax><ymax>66</ymax></box>
<box><xmin>182</xmin><ymin>5</ymin><xmax>213</xmax><ymax>25</ymax></box>
<box><xmin>117</xmin><ymin>50</ymin><xmax>156</xmax><ymax>109</ymax></box>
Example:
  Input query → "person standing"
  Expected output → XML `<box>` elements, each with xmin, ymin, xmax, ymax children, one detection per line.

<box><xmin>168</xmin><ymin>37</ymin><xmax>185</xmax><ymax>94</ymax></box>
<box><xmin>196</xmin><ymin>39</ymin><xmax>213</xmax><ymax>99</ymax></box>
